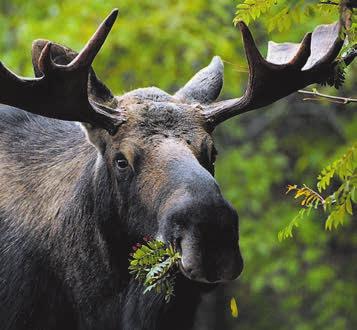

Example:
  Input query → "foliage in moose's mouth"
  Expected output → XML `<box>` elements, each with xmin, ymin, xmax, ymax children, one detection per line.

<box><xmin>128</xmin><ymin>233</ymin><xmax>241</xmax><ymax>303</ymax></box>
<box><xmin>129</xmin><ymin>238</ymin><xmax>182</xmax><ymax>302</ymax></box>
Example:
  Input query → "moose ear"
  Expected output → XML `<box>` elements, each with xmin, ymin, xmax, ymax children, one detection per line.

<box><xmin>174</xmin><ymin>56</ymin><xmax>224</xmax><ymax>104</ymax></box>
<box><xmin>81</xmin><ymin>123</ymin><xmax>109</xmax><ymax>154</ymax></box>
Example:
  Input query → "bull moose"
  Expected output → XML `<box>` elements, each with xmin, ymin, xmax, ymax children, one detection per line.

<box><xmin>0</xmin><ymin>8</ymin><xmax>355</xmax><ymax>330</ymax></box>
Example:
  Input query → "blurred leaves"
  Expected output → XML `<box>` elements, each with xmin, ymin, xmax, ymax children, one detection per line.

<box><xmin>1</xmin><ymin>1</ymin><xmax>357</xmax><ymax>330</ymax></box>
<box><xmin>234</xmin><ymin>0</ymin><xmax>340</xmax><ymax>33</ymax></box>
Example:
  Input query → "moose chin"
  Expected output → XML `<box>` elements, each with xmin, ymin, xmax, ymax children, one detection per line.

<box><xmin>0</xmin><ymin>8</ymin><xmax>352</xmax><ymax>330</ymax></box>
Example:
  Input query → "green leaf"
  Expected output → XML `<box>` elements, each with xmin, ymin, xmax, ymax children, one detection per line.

<box><xmin>351</xmin><ymin>187</ymin><xmax>357</xmax><ymax>203</ymax></box>
<box><xmin>128</xmin><ymin>239</ymin><xmax>181</xmax><ymax>303</ymax></box>
<box><xmin>345</xmin><ymin>195</ymin><xmax>353</xmax><ymax>215</ymax></box>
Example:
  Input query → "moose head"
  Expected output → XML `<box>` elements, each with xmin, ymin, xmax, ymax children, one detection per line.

<box><xmin>0</xmin><ymin>9</ymin><xmax>352</xmax><ymax>284</ymax></box>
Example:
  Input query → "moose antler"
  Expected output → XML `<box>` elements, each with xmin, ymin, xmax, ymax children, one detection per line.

<box><xmin>204</xmin><ymin>17</ymin><xmax>356</xmax><ymax>127</ymax></box>
<box><xmin>0</xmin><ymin>9</ymin><xmax>123</xmax><ymax>134</ymax></box>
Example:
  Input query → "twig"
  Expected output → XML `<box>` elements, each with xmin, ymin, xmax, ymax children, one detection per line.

<box><xmin>222</xmin><ymin>60</ymin><xmax>249</xmax><ymax>73</ymax></box>
<box><xmin>319</xmin><ymin>0</ymin><xmax>339</xmax><ymax>5</ymax></box>
<box><xmin>303</xmin><ymin>184</ymin><xmax>325</xmax><ymax>204</ymax></box>
<box><xmin>301</xmin><ymin>97</ymin><xmax>352</xmax><ymax>104</ymax></box>
<box><xmin>298</xmin><ymin>89</ymin><xmax>357</xmax><ymax>104</ymax></box>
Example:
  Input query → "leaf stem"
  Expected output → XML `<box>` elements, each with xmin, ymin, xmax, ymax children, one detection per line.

<box><xmin>303</xmin><ymin>184</ymin><xmax>325</xmax><ymax>204</ymax></box>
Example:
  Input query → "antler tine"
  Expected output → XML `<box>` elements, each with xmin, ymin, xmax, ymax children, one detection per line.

<box><xmin>204</xmin><ymin>13</ymin><xmax>355</xmax><ymax>127</ymax></box>
<box><xmin>303</xmin><ymin>22</ymin><xmax>343</xmax><ymax>71</ymax></box>
<box><xmin>38</xmin><ymin>42</ymin><xmax>55</xmax><ymax>73</ymax></box>
<box><xmin>204</xmin><ymin>21</ymin><xmax>314</xmax><ymax>125</ymax></box>
<box><xmin>68</xmin><ymin>9</ymin><xmax>119</xmax><ymax>70</ymax></box>
<box><xmin>280</xmin><ymin>32</ymin><xmax>312</xmax><ymax>69</ymax></box>
<box><xmin>0</xmin><ymin>9</ymin><xmax>123</xmax><ymax>134</ymax></box>
<box><xmin>238</xmin><ymin>21</ymin><xmax>266</xmax><ymax>66</ymax></box>
<box><xmin>37</xmin><ymin>9</ymin><xmax>119</xmax><ymax>73</ymax></box>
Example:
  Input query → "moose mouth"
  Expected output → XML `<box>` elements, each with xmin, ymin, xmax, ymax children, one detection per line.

<box><xmin>172</xmin><ymin>239</ymin><xmax>214</xmax><ymax>283</ymax></box>
<box><xmin>172</xmin><ymin>229</ymin><xmax>244</xmax><ymax>284</ymax></box>
<box><xmin>175</xmin><ymin>238</ymin><xmax>241</xmax><ymax>284</ymax></box>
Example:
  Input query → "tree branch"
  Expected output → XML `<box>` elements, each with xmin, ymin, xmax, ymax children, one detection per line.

<box><xmin>298</xmin><ymin>89</ymin><xmax>357</xmax><ymax>104</ymax></box>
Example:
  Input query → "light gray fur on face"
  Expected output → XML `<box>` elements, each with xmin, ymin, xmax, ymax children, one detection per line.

<box><xmin>119</xmin><ymin>87</ymin><xmax>175</xmax><ymax>102</ymax></box>
<box><xmin>80</xmin><ymin>57</ymin><xmax>224</xmax><ymax>157</ymax></box>
<box><xmin>174</xmin><ymin>56</ymin><xmax>224</xmax><ymax>104</ymax></box>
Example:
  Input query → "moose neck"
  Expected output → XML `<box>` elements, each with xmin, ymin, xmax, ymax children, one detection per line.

<box><xmin>51</xmin><ymin>145</ymin><xmax>129</xmax><ymax>278</ymax></box>
<box><xmin>119</xmin><ymin>275</ymin><xmax>207</xmax><ymax>330</ymax></box>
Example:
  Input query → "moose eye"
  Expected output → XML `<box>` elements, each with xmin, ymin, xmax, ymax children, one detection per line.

<box><xmin>115</xmin><ymin>154</ymin><xmax>129</xmax><ymax>169</ymax></box>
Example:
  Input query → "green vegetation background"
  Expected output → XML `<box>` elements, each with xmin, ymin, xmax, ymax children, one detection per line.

<box><xmin>1</xmin><ymin>1</ymin><xmax>356</xmax><ymax>329</ymax></box>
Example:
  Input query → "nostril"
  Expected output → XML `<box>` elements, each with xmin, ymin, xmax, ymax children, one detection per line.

<box><xmin>186</xmin><ymin>268</ymin><xmax>194</xmax><ymax>275</ymax></box>
<box><xmin>180</xmin><ymin>263</ymin><xmax>199</xmax><ymax>279</ymax></box>
<box><xmin>173</xmin><ymin>236</ymin><xmax>182</xmax><ymax>252</ymax></box>
<box><xmin>185</xmin><ymin>267</ymin><xmax>194</xmax><ymax>275</ymax></box>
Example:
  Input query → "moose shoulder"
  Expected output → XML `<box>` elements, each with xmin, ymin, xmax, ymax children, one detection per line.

<box><xmin>0</xmin><ymin>9</ymin><xmax>354</xmax><ymax>330</ymax></box>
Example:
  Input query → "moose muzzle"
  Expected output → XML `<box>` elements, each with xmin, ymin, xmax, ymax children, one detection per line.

<box><xmin>176</xmin><ymin>200</ymin><xmax>243</xmax><ymax>283</ymax></box>
<box><xmin>159</xmin><ymin>152</ymin><xmax>244</xmax><ymax>284</ymax></box>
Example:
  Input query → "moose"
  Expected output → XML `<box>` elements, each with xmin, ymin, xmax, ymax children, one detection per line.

<box><xmin>0</xmin><ymin>8</ymin><xmax>355</xmax><ymax>330</ymax></box>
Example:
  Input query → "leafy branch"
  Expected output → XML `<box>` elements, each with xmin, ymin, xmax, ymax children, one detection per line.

<box><xmin>129</xmin><ymin>238</ymin><xmax>181</xmax><ymax>303</ymax></box>
<box><xmin>234</xmin><ymin>0</ymin><xmax>344</xmax><ymax>32</ymax></box>
<box><xmin>234</xmin><ymin>0</ymin><xmax>279</xmax><ymax>26</ymax></box>
<box><xmin>280</xmin><ymin>143</ymin><xmax>357</xmax><ymax>240</ymax></box>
